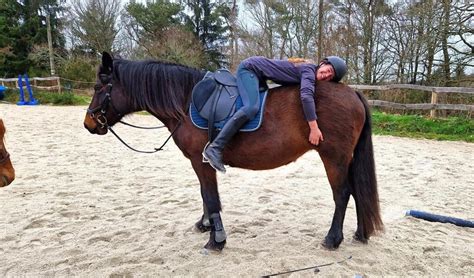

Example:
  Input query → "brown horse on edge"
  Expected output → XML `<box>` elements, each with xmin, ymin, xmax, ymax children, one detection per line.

<box><xmin>0</xmin><ymin>119</ymin><xmax>15</xmax><ymax>187</ymax></box>
<box><xmin>84</xmin><ymin>52</ymin><xmax>383</xmax><ymax>251</ymax></box>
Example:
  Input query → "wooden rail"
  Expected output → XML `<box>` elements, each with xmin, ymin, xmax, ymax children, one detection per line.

<box><xmin>0</xmin><ymin>76</ymin><xmax>61</xmax><ymax>93</ymax></box>
<box><xmin>349</xmin><ymin>84</ymin><xmax>474</xmax><ymax>117</ymax></box>
<box><xmin>349</xmin><ymin>84</ymin><xmax>474</xmax><ymax>94</ymax></box>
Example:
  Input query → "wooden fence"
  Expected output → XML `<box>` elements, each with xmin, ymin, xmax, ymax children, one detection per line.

<box><xmin>0</xmin><ymin>76</ymin><xmax>94</xmax><ymax>95</ymax></box>
<box><xmin>0</xmin><ymin>76</ymin><xmax>62</xmax><ymax>93</ymax></box>
<box><xmin>1</xmin><ymin>77</ymin><xmax>473</xmax><ymax>117</ymax></box>
<box><xmin>349</xmin><ymin>84</ymin><xmax>474</xmax><ymax>117</ymax></box>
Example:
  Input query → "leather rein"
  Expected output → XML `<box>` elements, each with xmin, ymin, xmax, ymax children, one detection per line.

<box><xmin>86</xmin><ymin>80</ymin><xmax>179</xmax><ymax>154</ymax></box>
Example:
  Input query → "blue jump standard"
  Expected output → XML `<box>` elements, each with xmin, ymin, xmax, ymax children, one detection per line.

<box><xmin>406</xmin><ymin>210</ymin><xmax>474</xmax><ymax>228</ymax></box>
<box><xmin>17</xmin><ymin>74</ymin><xmax>39</xmax><ymax>106</ymax></box>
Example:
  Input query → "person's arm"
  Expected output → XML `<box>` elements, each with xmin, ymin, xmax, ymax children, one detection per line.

<box><xmin>300</xmin><ymin>65</ymin><xmax>324</xmax><ymax>145</ymax></box>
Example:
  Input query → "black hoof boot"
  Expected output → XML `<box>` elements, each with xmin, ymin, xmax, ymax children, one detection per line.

<box><xmin>204</xmin><ymin>231</ymin><xmax>226</xmax><ymax>251</ymax></box>
<box><xmin>203</xmin><ymin>213</ymin><xmax>227</xmax><ymax>251</ymax></box>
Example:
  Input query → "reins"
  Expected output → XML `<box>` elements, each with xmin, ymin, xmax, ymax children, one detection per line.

<box><xmin>87</xmin><ymin>80</ymin><xmax>180</xmax><ymax>154</ymax></box>
<box><xmin>108</xmin><ymin>121</ymin><xmax>180</xmax><ymax>154</ymax></box>
<box><xmin>117</xmin><ymin>120</ymin><xmax>167</xmax><ymax>130</ymax></box>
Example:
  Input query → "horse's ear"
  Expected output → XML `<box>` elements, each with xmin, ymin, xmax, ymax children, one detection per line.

<box><xmin>102</xmin><ymin>51</ymin><xmax>113</xmax><ymax>74</ymax></box>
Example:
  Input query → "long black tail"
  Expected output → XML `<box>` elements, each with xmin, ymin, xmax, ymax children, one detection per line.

<box><xmin>350</xmin><ymin>91</ymin><xmax>383</xmax><ymax>238</ymax></box>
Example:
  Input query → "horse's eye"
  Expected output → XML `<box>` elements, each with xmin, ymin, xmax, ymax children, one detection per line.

<box><xmin>94</xmin><ymin>84</ymin><xmax>102</xmax><ymax>91</ymax></box>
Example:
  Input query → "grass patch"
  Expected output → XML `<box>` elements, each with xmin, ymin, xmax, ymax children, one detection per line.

<box><xmin>372</xmin><ymin>111</ymin><xmax>473</xmax><ymax>142</ymax></box>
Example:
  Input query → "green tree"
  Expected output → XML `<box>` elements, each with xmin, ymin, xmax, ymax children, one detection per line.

<box><xmin>184</xmin><ymin>0</ymin><xmax>230</xmax><ymax>70</ymax></box>
<box><xmin>0</xmin><ymin>0</ymin><xmax>64</xmax><ymax>77</ymax></box>
<box><xmin>123</xmin><ymin>0</ymin><xmax>205</xmax><ymax>67</ymax></box>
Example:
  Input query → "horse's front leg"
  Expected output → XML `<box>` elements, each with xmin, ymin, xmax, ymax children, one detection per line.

<box><xmin>191</xmin><ymin>157</ymin><xmax>227</xmax><ymax>251</ymax></box>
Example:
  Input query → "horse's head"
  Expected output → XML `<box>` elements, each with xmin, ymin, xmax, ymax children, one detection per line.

<box><xmin>84</xmin><ymin>52</ymin><xmax>131</xmax><ymax>135</ymax></box>
<box><xmin>0</xmin><ymin>119</ymin><xmax>15</xmax><ymax>187</ymax></box>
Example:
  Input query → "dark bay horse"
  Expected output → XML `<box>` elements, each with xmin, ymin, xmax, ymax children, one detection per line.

<box><xmin>0</xmin><ymin>119</ymin><xmax>15</xmax><ymax>187</ymax></box>
<box><xmin>84</xmin><ymin>52</ymin><xmax>383</xmax><ymax>251</ymax></box>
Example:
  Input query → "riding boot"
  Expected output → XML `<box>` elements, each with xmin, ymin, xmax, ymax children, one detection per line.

<box><xmin>203</xmin><ymin>111</ymin><xmax>249</xmax><ymax>173</ymax></box>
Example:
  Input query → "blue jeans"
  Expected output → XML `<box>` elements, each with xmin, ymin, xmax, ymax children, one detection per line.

<box><xmin>236</xmin><ymin>64</ymin><xmax>260</xmax><ymax>119</ymax></box>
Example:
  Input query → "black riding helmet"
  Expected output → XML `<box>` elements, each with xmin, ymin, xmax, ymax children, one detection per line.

<box><xmin>322</xmin><ymin>56</ymin><xmax>347</xmax><ymax>82</ymax></box>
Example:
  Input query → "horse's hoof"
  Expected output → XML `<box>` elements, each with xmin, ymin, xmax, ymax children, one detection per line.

<box><xmin>321</xmin><ymin>235</ymin><xmax>342</xmax><ymax>250</ymax></box>
<box><xmin>204</xmin><ymin>239</ymin><xmax>226</xmax><ymax>251</ymax></box>
<box><xmin>353</xmin><ymin>231</ymin><xmax>368</xmax><ymax>243</ymax></box>
<box><xmin>194</xmin><ymin>220</ymin><xmax>211</xmax><ymax>233</ymax></box>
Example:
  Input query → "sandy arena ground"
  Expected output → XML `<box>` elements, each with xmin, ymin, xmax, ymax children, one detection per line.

<box><xmin>0</xmin><ymin>103</ymin><xmax>472</xmax><ymax>277</ymax></box>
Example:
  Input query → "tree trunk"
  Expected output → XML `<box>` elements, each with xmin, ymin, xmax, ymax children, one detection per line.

<box><xmin>317</xmin><ymin>0</ymin><xmax>324</xmax><ymax>61</ymax></box>
<box><xmin>363</xmin><ymin>0</ymin><xmax>374</xmax><ymax>84</ymax></box>
<box><xmin>441</xmin><ymin>0</ymin><xmax>451</xmax><ymax>86</ymax></box>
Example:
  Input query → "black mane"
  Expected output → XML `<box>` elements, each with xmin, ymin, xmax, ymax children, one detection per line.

<box><xmin>112</xmin><ymin>59</ymin><xmax>205</xmax><ymax>119</ymax></box>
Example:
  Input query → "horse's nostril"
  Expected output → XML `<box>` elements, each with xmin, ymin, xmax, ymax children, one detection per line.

<box><xmin>1</xmin><ymin>176</ymin><xmax>8</xmax><ymax>187</ymax></box>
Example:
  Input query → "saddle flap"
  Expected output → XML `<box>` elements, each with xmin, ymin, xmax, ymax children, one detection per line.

<box><xmin>214</xmin><ymin>69</ymin><xmax>237</xmax><ymax>87</ymax></box>
<box><xmin>192</xmin><ymin>78</ymin><xmax>217</xmax><ymax>112</ymax></box>
<box><xmin>191</xmin><ymin>69</ymin><xmax>240</xmax><ymax>123</ymax></box>
<box><xmin>199</xmin><ymin>86</ymin><xmax>238</xmax><ymax>121</ymax></box>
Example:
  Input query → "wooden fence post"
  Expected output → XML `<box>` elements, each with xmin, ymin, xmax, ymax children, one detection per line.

<box><xmin>57</xmin><ymin>77</ymin><xmax>61</xmax><ymax>94</ymax></box>
<box><xmin>430</xmin><ymin>88</ymin><xmax>438</xmax><ymax>118</ymax></box>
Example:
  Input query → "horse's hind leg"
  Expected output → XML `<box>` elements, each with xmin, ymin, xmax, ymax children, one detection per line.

<box><xmin>319</xmin><ymin>152</ymin><xmax>352</xmax><ymax>250</ymax></box>
<box><xmin>195</xmin><ymin>202</ymin><xmax>211</xmax><ymax>232</ymax></box>
<box><xmin>191</xmin><ymin>157</ymin><xmax>227</xmax><ymax>251</ymax></box>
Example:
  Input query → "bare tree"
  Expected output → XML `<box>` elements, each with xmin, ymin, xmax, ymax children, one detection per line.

<box><xmin>242</xmin><ymin>0</ymin><xmax>279</xmax><ymax>57</ymax></box>
<box><xmin>220</xmin><ymin>0</ymin><xmax>239</xmax><ymax>70</ymax></box>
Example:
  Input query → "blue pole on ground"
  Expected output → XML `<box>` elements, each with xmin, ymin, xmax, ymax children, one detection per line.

<box><xmin>17</xmin><ymin>74</ymin><xmax>27</xmax><ymax>105</ymax></box>
<box><xmin>24</xmin><ymin>74</ymin><xmax>39</xmax><ymax>105</ymax></box>
<box><xmin>406</xmin><ymin>210</ymin><xmax>474</xmax><ymax>228</ymax></box>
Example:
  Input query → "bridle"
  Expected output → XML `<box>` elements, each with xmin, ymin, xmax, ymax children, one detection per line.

<box><xmin>87</xmin><ymin>79</ymin><xmax>120</xmax><ymax>130</ymax></box>
<box><xmin>86</xmin><ymin>75</ymin><xmax>180</xmax><ymax>153</ymax></box>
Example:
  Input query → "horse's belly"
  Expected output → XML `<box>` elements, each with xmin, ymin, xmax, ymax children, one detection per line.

<box><xmin>224</xmin><ymin>139</ymin><xmax>312</xmax><ymax>170</ymax></box>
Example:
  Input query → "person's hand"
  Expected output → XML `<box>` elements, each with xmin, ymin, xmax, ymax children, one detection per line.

<box><xmin>309</xmin><ymin>127</ymin><xmax>324</xmax><ymax>145</ymax></box>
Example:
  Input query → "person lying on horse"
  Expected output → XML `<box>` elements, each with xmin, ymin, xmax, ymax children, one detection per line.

<box><xmin>202</xmin><ymin>55</ymin><xmax>348</xmax><ymax>173</ymax></box>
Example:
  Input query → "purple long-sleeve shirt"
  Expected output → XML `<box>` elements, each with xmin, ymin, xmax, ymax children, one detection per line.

<box><xmin>242</xmin><ymin>56</ymin><xmax>319</xmax><ymax>121</ymax></box>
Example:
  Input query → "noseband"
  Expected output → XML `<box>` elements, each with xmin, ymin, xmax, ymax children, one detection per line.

<box><xmin>87</xmin><ymin>82</ymin><xmax>122</xmax><ymax>129</ymax></box>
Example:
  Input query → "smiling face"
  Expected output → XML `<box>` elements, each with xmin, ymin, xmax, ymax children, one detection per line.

<box><xmin>316</xmin><ymin>63</ymin><xmax>335</xmax><ymax>81</ymax></box>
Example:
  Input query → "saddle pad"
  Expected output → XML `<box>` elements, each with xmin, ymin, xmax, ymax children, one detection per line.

<box><xmin>190</xmin><ymin>91</ymin><xmax>268</xmax><ymax>132</ymax></box>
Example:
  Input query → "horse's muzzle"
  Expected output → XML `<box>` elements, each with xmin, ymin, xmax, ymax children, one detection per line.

<box><xmin>84</xmin><ymin>117</ymin><xmax>108</xmax><ymax>135</ymax></box>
